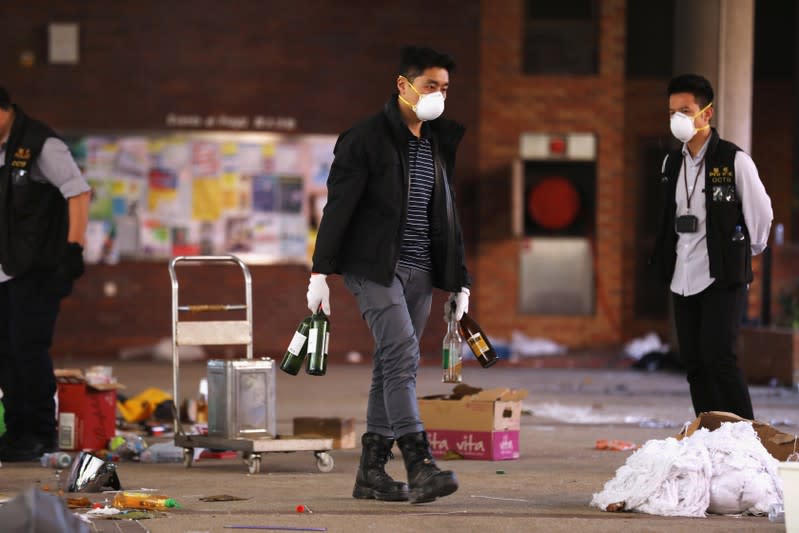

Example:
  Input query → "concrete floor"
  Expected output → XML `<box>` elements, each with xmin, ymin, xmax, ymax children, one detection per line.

<box><xmin>1</xmin><ymin>359</ymin><xmax>796</xmax><ymax>532</ymax></box>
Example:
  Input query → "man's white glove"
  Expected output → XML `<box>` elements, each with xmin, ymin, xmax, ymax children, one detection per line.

<box><xmin>444</xmin><ymin>287</ymin><xmax>470</xmax><ymax>322</ymax></box>
<box><xmin>307</xmin><ymin>274</ymin><xmax>331</xmax><ymax>315</ymax></box>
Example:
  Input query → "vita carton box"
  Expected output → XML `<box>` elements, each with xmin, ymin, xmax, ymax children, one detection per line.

<box><xmin>418</xmin><ymin>387</ymin><xmax>528</xmax><ymax>461</ymax></box>
<box><xmin>56</xmin><ymin>369</ymin><xmax>123</xmax><ymax>451</ymax></box>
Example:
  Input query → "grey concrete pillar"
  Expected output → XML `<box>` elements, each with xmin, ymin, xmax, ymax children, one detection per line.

<box><xmin>673</xmin><ymin>0</ymin><xmax>754</xmax><ymax>152</ymax></box>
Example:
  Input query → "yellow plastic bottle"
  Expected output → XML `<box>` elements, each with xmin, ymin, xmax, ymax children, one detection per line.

<box><xmin>112</xmin><ymin>491</ymin><xmax>180</xmax><ymax>510</ymax></box>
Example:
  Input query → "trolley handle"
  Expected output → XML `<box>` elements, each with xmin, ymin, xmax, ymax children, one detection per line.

<box><xmin>178</xmin><ymin>304</ymin><xmax>248</xmax><ymax>312</ymax></box>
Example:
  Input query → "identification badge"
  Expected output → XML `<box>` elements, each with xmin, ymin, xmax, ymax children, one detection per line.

<box><xmin>11</xmin><ymin>168</ymin><xmax>29</xmax><ymax>186</ymax></box>
<box><xmin>675</xmin><ymin>214</ymin><xmax>698</xmax><ymax>233</ymax></box>
<box><xmin>712</xmin><ymin>184</ymin><xmax>736</xmax><ymax>202</ymax></box>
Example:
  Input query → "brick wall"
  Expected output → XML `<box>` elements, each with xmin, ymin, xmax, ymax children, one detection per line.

<box><xmin>2</xmin><ymin>0</ymin><xmax>794</xmax><ymax>357</ymax></box>
<box><xmin>1</xmin><ymin>0</ymin><xmax>480</xmax><ymax>360</ymax></box>
<box><xmin>476</xmin><ymin>0</ymin><xmax>628</xmax><ymax>348</ymax></box>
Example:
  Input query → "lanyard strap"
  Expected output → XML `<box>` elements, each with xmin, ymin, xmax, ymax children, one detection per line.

<box><xmin>682</xmin><ymin>156</ymin><xmax>704</xmax><ymax>211</ymax></box>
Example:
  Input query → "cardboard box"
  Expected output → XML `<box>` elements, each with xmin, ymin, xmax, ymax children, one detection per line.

<box><xmin>676</xmin><ymin>411</ymin><xmax>799</xmax><ymax>461</ymax></box>
<box><xmin>56</xmin><ymin>369</ymin><xmax>122</xmax><ymax>451</ymax></box>
<box><xmin>427</xmin><ymin>429</ymin><xmax>520</xmax><ymax>461</ymax></box>
<box><xmin>418</xmin><ymin>386</ymin><xmax>527</xmax><ymax>461</ymax></box>
<box><xmin>418</xmin><ymin>387</ymin><xmax>528</xmax><ymax>432</ymax></box>
<box><xmin>293</xmin><ymin>417</ymin><xmax>356</xmax><ymax>449</ymax></box>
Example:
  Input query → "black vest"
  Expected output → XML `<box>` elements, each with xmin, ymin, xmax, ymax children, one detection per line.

<box><xmin>0</xmin><ymin>106</ymin><xmax>69</xmax><ymax>276</ymax></box>
<box><xmin>651</xmin><ymin>129</ymin><xmax>752</xmax><ymax>288</ymax></box>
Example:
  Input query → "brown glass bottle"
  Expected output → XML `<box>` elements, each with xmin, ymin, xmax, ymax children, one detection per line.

<box><xmin>458</xmin><ymin>312</ymin><xmax>498</xmax><ymax>368</ymax></box>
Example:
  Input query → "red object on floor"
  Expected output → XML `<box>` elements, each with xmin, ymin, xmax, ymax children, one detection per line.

<box><xmin>198</xmin><ymin>449</ymin><xmax>238</xmax><ymax>459</ymax></box>
<box><xmin>57</xmin><ymin>382</ymin><xmax>117</xmax><ymax>451</ymax></box>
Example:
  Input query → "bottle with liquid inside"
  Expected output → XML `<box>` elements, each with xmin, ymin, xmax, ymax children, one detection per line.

<box><xmin>732</xmin><ymin>224</ymin><xmax>745</xmax><ymax>243</ymax></box>
<box><xmin>442</xmin><ymin>304</ymin><xmax>463</xmax><ymax>383</ymax></box>
<box><xmin>280</xmin><ymin>315</ymin><xmax>312</xmax><ymax>375</ymax></box>
<box><xmin>113</xmin><ymin>491</ymin><xmax>180</xmax><ymax>510</ymax></box>
<box><xmin>458</xmin><ymin>312</ymin><xmax>498</xmax><ymax>368</ymax></box>
<box><xmin>305</xmin><ymin>310</ymin><xmax>330</xmax><ymax>376</ymax></box>
<box><xmin>40</xmin><ymin>452</ymin><xmax>72</xmax><ymax>469</ymax></box>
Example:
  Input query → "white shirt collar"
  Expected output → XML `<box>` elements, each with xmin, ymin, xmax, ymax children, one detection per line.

<box><xmin>681</xmin><ymin>135</ymin><xmax>710</xmax><ymax>164</ymax></box>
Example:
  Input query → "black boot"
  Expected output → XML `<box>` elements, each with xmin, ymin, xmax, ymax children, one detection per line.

<box><xmin>397</xmin><ymin>431</ymin><xmax>458</xmax><ymax>504</ymax></box>
<box><xmin>352</xmin><ymin>433</ymin><xmax>409</xmax><ymax>501</ymax></box>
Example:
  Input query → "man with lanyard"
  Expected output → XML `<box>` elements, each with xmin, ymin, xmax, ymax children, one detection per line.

<box><xmin>307</xmin><ymin>46</ymin><xmax>470</xmax><ymax>504</ymax></box>
<box><xmin>652</xmin><ymin>74</ymin><xmax>773</xmax><ymax>419</ymax></box>
<box><xmin>0</xmin><ymin>87</ymin><xmax>91</xmax><ymax>461</ymax></box>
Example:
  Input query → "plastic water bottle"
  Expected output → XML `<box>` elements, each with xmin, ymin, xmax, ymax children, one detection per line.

<box><xmin>139</xmin><ymin>442</ymin><xmax>184</xmax><ymax>463</ymax></box>
<box><xmin>732</xmin><ymin>225</ymin><xmax>745</xmax><ymax>243</ymax></box>
<box><xmin>775</xmin><ymin>223</ymin><xmax>785</xmax><ymax>246</ymax></box>
<box><xmin>768</xmin><ymin>502</ymin><xmax>785</xmax><ymax>523</ymax></box>
<box><xmin>40</xmin><ymin>452</ymin><xmax>72</xmax><ymax>469</ymax></box>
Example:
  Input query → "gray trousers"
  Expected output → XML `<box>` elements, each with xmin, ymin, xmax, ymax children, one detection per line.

<box><xmin>344</xmin><ymin>266</ymin><xmax>432</xmax><ymax>439</ymax></box>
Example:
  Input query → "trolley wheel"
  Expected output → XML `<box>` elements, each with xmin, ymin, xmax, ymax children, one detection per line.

<box><xmin>247</xmin><ymin>454</ymin><xmax>262</xmax><ymax>475</ymax></box>
<box><xmin>315</xmin><ymin>452</ymin><xmax>334</xmax><ymax>473</ymax></box>
<box><xmin>183</xmin><ymin>448</ymin><xmax>194</xmax><ymax>468</ymax></box>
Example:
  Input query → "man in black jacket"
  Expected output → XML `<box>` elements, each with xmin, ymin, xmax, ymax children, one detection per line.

<box><xmin>0</xmin><ymin>87</ymin><xmax>91</xmax><ymax>461</ymax></box>
<box><xmin>307</xmin><ymin>46</ymin><xmax>470</xmax><ymax>504</ymax></box>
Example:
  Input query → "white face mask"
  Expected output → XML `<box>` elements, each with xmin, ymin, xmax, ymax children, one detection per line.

<box><xmin>398</xmin><ymin>76</ymin><xmax>445</xmax><ymax>121</ymax></box>
<box><xmin>412</xmin><ymin>91</ymin><xmax>445</xmax><ymax>121</ymax></box>
<box><xmin>669</xmin><ymin>102</ymin><xmax>712</xmax><ymax>143</ymax></box>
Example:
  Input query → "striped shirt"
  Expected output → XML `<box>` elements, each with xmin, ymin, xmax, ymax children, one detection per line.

<box><xmin>398</xmin><ymin>136</ymin><xmax>435</xmax><ymax>272</ymax></box>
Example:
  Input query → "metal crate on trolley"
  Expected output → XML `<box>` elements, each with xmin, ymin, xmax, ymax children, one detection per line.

<box><xmin>168</xmin><ymin>255</ymin><xmax>334</xmax><ymax>475</ymax></box>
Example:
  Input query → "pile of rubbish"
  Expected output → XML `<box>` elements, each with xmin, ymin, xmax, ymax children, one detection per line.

<box><xmin>591</xmin><ymin>421</ymin><xmax>784</xmax><ymax>517</ymax></box>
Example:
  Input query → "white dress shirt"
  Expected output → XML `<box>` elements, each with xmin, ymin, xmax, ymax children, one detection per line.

<box><xmin>666</xmin><ymin>137</ymin><xmax>774</xmax><ymax>296</ymax></box>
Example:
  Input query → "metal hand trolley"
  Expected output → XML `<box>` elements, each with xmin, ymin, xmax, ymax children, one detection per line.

<box><xmin>168</xmin><ymin>255</ymin><xmax>334</xmax><ymax>474</ymax></box>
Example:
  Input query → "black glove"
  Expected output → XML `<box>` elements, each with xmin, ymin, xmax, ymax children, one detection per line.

<box><xmin>64</xmin><ymin>242</ymin><xmax>85</xmax><ymax>280</ymax></box>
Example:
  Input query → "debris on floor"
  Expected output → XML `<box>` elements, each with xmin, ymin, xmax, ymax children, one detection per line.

<box><xmin>199</xmin><ymin>494</ymin><xmax>249</xmax><ymax>502</ymax></box>
<box><xmin>526</xmin><ymin>402</ymin><xmax>677</xmax><ymax>428</ymax></box>
<box><xmin>591</xmin><ymin>421</ymin><xmax>783</xmax><ymax>517</ymax></box>
<box><xmin>595</xmin><ymin>439</ymin><xmax>637</xmax><ymax>451</ymax></box>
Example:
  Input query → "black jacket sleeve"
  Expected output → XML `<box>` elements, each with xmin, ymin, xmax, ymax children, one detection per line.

<box><xmin>311</xmin><ymin>128</ymin><xmax>369</xmax><ymax>275</ymax></box>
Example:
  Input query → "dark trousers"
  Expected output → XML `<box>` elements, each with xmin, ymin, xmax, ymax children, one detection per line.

<box><xmin>0</xmin><ymin>269</ymin><xmax>70</xmax><ymax>443</ymax></box>
<box><xmin>343</xmin><ymin>266</ymin><xmax>432</xmax><ymax>439</ymax></box>
<box><xmin>672</xmin><ymin>283</ymin><xmax>753</xmax><ymax>419</ymax></box>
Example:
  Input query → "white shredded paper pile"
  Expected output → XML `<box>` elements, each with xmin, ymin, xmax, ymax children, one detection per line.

<box><xmin>590</xmin><ymin>421</ymin><xmax>784</xmax><ymax>517</ymax></box>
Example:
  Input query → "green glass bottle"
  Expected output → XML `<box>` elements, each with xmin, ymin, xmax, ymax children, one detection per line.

<box><xmin>280</xmin><ymin>315</ymin><xmax>312</xmax><ymax>375</ymax></box>
<box><xmin>305</xmin><ymin>310</ymin><xmax>330</xmax><ymax>376</ymax></box>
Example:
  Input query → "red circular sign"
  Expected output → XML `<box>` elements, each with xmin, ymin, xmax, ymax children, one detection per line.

<box><xmin>527</xmin><ymin>176</ymin><xmax>580</xmax><ymax>231</ymax></box>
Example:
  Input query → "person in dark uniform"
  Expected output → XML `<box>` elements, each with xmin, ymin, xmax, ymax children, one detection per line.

<box><xmin>0</xmin><ymin>87</ymin><xmax>91</xmax><ymax>461</ymax></box>
<box><xmin>306</xmin><ymin>46</ymin><xmax>470</xmax><ymax>504</ymax></box>
<box><xmin>651</xmin><ymin>74</ymin><xmax>773</xmax><ymax>419</ymax></box>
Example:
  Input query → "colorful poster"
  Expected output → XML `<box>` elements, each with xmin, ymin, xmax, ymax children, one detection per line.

<box><xmin>192</xmin><ymin>141</ymin><xmax>221</xmax><ymax>177</ymax></box>
<box><xmin>65</xmin><ymin>132</ymin><xmax>336</xmax><ymax>264</ymax></box>
<box><xmin>147</xmin><ymin>168</ymin><xmax>178</xmax><ymax>213</ymax></box>
<box><xmin>224</xmin><ymin>215</ymin><xmax>253</xmax><ymax>253</ymax></box>
<box><xmin>114</xmin><ymin>137</ymin><xmax>149</xmax><ymax>179</ymax></box>
<box><xmin>250</xmin><ymin>212</ymin><xmax>280</xmax><ymax>259</ymax></box>
<box><xmin>278</xmin><ymin>176</ymin><xmax>304</xmax><ymax>214</ymax></box>
<box><xmin>192</xmin><ymin>176</ymin><xmax>223</xmax><ymax>221</ymax></box>
<box><xmin>139</xmin><ymin>216</ymin><xmax>172</xmax><ymax>257</ymax></box>
<box><xmin>252</xmin><ymin>174</ymin><xmax>276</xmax><ymax>213</ymax></box>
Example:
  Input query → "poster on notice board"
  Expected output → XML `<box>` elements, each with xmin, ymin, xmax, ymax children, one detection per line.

<box><xmin>66</xmin><ymin>132</ymin><xmax>335</xmax><ymax>266</ymax></box>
